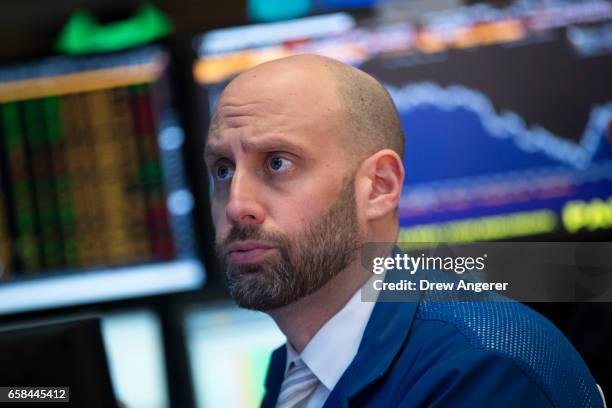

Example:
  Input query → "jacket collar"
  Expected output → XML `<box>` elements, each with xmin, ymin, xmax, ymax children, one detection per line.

<box><xmin>323</xmin><ymin>296</ymin><xmax>420</xmax><ymax>407</ymax></box>
<box><xmin>261</xmin><ymin>346</ymin><xmax>287</xmax><ymax>408</ymax></box>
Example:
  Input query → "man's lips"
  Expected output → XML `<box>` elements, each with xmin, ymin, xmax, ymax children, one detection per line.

<box><xmin>225</xmin><ymin>240</ymin><xmax>276</xmax><ymax>265</ymax></box>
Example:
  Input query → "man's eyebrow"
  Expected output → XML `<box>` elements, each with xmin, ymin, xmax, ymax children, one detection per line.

<box><xmin>204</xmin><ymin>144</ymin><xmax>229</xmax><ymax>162</ymax></box>
<box><xmin>205</xmin><ymin>136</ymin><xmax>308</xmax><ymax>163</ymax></box>
<box><xmin>240</xmin><ymin>137</ymin><xmax>307</xmax><ymax>156</ymax></box>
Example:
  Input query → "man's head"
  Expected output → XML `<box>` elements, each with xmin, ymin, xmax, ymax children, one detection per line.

<box><xmin>205</xmin><ymin>54</ymin><xmax>405</xmax><ymax>311</ymax></box>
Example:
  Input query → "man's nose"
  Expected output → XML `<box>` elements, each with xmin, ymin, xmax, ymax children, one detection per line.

<box><xmin>225</xmin><ymin>170</ymin><xmax>265</xmax><ymax>226</ymax></box>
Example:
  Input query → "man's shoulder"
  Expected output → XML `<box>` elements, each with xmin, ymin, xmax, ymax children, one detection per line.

<box><xmin>402</xmin><ymin>293</ymin><xmax>602</xmax><ymax>407</ymax></box>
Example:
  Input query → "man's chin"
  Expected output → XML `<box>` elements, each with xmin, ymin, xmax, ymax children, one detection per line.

<box><xmin>226</xmin><ymin>263</ymin><xmax>273</xmax><ymax>298</ymax></box>
<box><xmin>228</xmin><ymin>283</ymin><xmax>289</xmax><ymax>312</ymax></box>
<box><xmin>227</xmin><ymin>262</ymin><xmax>268</xmax><ymax>276</ymax></box>
<box><xmin>226</xmin><ymin>267</ymin><xmax>293</xmax><ymax>311</ymax></box>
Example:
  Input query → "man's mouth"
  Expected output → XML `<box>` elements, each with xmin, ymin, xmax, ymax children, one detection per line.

<box><xmin>225</xmin><ymin>240</ymin><xmax>277</xmax><ymax>265</ymax></box>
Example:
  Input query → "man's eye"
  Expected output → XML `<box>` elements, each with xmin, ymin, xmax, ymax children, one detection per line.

<box><xmin>214</xmin><ymin>163</ymin><xmax>235</xmax><ymax>181</ymax></box>
<box><xmin>268</xmin><ymin>156</ymin><xmax>293</xmax><ymax>173</ymax></box>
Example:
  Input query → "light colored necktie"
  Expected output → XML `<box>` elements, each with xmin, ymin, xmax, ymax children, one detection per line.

<box><xmin>276</xmin><ymin>358</ymin><xmax>319</xmax><ymax>408</ymax></box>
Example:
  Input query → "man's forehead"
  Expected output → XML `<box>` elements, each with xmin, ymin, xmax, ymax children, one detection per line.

<box><xmin>208</xmin><ymin>88</ymin><xmax>342</xmax><ymax>140</ymax></box>
<box><xmin>205</xmin><ymin>56</ymin><xmax>349</xmax><ymax>154</ymax></box>
<box><xmin>206</xmin><ymin>95</ymin><xmax>297</xmax><ymax>144</ymax></box>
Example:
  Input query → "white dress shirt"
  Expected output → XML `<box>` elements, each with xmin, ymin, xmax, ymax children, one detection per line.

<box><xmin>283</xmin><ymin>286</ymin><xmax>376</xmax><ymax>408</ymax></box>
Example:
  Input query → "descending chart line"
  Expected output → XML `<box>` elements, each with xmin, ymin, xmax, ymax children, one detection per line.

<box><xmin>386</xmin><ymin>82</ymin><xmax>612</xmax><ymax>169</ymax></box>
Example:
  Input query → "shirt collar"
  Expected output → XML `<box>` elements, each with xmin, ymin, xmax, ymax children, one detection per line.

<box><xmin>284</xmin><ymin>283</ymin><xmax>376</xmax><ymax>391</ymax></box>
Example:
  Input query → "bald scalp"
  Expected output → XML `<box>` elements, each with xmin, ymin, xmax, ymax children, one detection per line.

<box><xmin>209</xmin><ymin>54</ymin><xmax>404</xmax><ymax>164</ymax></box>
<box><xmin>323</xmin><ymin>57</ymin><xmax>405</xmax><ymax>162</ymax></box>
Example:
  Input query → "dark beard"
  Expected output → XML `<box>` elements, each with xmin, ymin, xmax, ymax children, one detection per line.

<box><xmin>215</xmin><ymin>176</ymin><xmax>361</xmax><ymax>311</ymax></box>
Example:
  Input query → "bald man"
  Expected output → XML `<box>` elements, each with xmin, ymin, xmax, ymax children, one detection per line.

<box><xmin>205</xmin><ymin>55</ymin><xmax>604</xmax><ymax>408</ymax></box>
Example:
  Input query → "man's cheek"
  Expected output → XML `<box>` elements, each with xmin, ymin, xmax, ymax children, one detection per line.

<box><xmin>275</xmin><ymin>207</ymin><xmax>309</xmax><ymax>230</ymax></box>
<box><xmin>215</xmin><ymin>226</ymin><xmax>231</xmax><ymax>245</ymax></box>
<box><xmin>210</xmin><ymin>213</ymin><xmax>229</xmax><ymax>242</ymax></box>
<box><xmin>210</xmin><ymin>201</ymin><xmax>225</xmax><ymax>228</ymax></box>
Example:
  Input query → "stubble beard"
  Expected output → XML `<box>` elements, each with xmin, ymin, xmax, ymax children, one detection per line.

<box><xmin>215</xmin><ymin>177</ymin><xmax>362</xmax><ymax>311</ymax></box>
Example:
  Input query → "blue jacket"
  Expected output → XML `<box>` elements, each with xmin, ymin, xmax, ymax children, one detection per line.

<box><xmin>261</xmin><ymin>273</ymin><xmax>603</xmax><ymax>407</ymax></box>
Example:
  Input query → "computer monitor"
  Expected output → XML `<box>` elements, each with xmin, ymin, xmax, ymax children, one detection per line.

<box><xmin>186</xmin><ymin>303</ymin><xmax>284</xmax><ymax>408</ymax></box>
<box><xmin>0</xmin><ymin>46</ymin><xmax>205</xmax><ymax>315</ymax></box>
<box><xmin>193</xmin><ymin>1</ymin><xmax>612</xmax><ymax>243</ymax></box>
<box><xmin>0</xmin><ymin>317</ymin><xmax>117</xmax><ymax>407</ymax></box>
<box><xmin>101</xmin><ymin>309</ymin><xmax>169</xmax><ymax>408</ymax></box>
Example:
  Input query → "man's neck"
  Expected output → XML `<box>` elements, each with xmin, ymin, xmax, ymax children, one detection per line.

<box><xmin>266</xmin><ymin>261</ymin><xmax>370</xmax><ymax>353</ymax></box>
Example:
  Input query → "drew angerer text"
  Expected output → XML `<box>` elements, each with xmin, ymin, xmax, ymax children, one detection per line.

<box><xmin>373</xmin><ymin>279</ymin><xmax>509</xmax><ymax>293</ymax></box>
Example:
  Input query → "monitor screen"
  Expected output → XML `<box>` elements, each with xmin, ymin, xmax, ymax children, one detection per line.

<box><xmin>0</xmin><ymin>46</ymin><xmax>205</xmax><ymax>315</ymax></box>
<box><xmin>101</xmin><ymin>309</ymin><xmax>169</xmax><ymax>408</ymax></box>
<box><xmin>186</xmin><ymin>303</ymin><xmax>284</xmax><ymax>408</ymax></box>
<box><xmin>0</xmin><ymin>317</ymin><xmax>117</xmax><ymax>407</ymax></box>
<box><xmin>193</xmin><ymin>1</ymin><xmax>612</xmax><ymax>243</ymax></box>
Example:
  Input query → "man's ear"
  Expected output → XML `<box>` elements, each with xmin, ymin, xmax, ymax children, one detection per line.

<box><xmin>357</xmin><ymin>149</ymin><xmax>404</xmax><ymax>221</ymax></box>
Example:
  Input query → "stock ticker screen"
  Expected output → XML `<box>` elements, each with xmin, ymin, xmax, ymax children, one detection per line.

<box><xmin>194</xmin><ymin>1</ymin><xmax>612</xmax><ymax>244</ymax></box>
<box><xmin>0</xmin><ymin>47</ymin><xmax>204</xmax><ymax>314</ymax></box>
